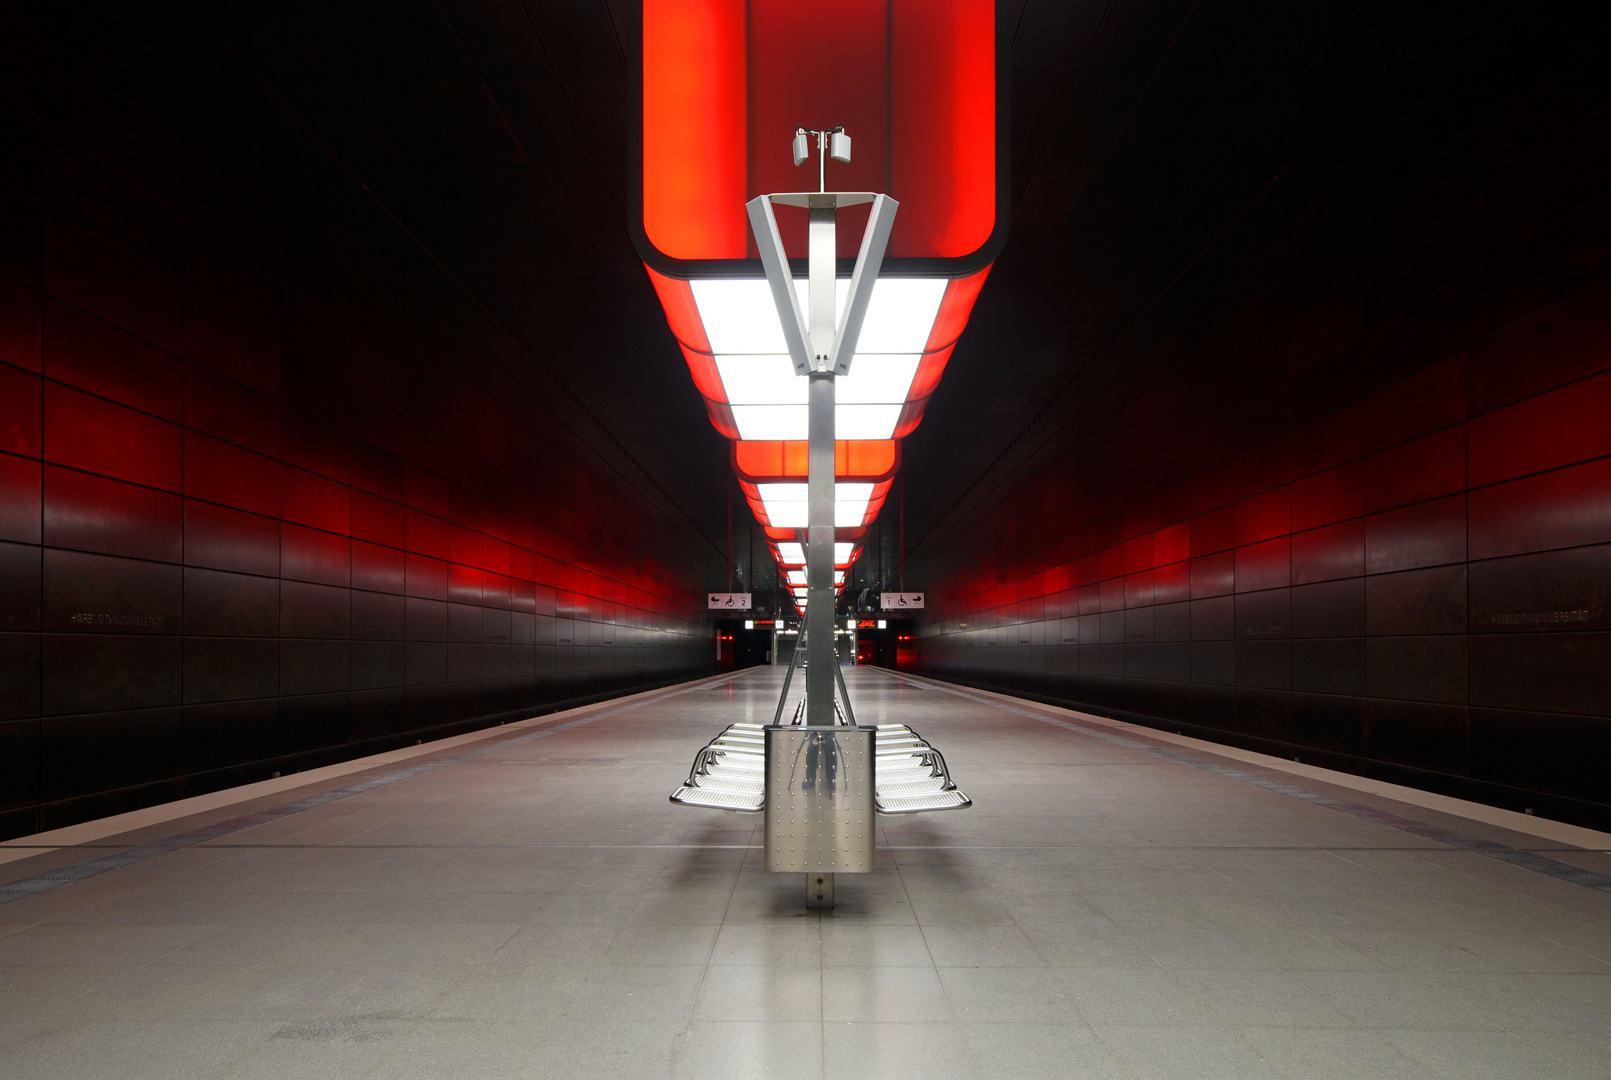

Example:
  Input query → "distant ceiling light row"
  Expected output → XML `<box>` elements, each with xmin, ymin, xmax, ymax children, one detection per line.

<box><xmin>649</xmin><ymin>269</ymin><xmax>988</xmax><ymax>539</ymax></box>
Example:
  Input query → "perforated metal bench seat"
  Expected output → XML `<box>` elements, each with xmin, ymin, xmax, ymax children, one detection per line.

<box><xmin>871</xmin><ymin>722</ymin><xmax>971</xmax><ymax>815</ymax></box>
<box><xmin>878</xmin><ymin>774</ymin><xmax>952</xmax><ymax>796</ymax></box>
<box><xmin>670</xmin><ymin>784</ymin><xmax>765</xmax><ymax>811</ymax></box>
<box><xmin>711</xmin><ymin>736</ymin><xmax>764</xmax><ymax>751</ymax></box>
<box><xmin>705</xmin><ymin>753</ymin><xmax>763</xmax><ymax>773</ymax></box>
<box><xmin>670</xmin><ymin>724</ymin><xmax>768</xmax><ymax>812</ymax></box>
<box><xmin>877</xmin><ymin>789</ymin><xmax>971</xmax><ymax>813</ymax></box>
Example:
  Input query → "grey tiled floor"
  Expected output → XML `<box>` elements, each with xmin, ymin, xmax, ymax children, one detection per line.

<box><xmin>1</xmin><ymin>667</ymin><xmax>1609</xmax><ymax>1078</ymax></box>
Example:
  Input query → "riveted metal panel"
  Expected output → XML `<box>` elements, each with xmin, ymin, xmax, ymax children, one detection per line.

<box><xmin>764</xmin><ymin>726</ymin><xmax>875</xmax><ymax>873</ymax></box>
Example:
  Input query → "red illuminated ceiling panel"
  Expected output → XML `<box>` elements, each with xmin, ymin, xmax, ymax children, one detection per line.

<box><xmin>638</xmin><ymin>0</ymin><xmax>1007</xmax><ymax>611</ymax></box>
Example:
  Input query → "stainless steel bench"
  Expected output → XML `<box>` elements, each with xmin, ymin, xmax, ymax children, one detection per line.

<box><xmin>670</xmin><ymin>718</ymin><xmax>969</xmax><ymax>815</ymax></box>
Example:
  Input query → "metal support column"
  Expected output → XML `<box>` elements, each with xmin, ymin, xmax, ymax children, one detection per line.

<box><xmin>804</xmin><ymin>373</ymin><xmax>836</xmax><ymax>725</ymax></box>
<box><xmin>804</xmin><ymin>200</ymin><xmax>837</xmax><ymax>727</ymax></box>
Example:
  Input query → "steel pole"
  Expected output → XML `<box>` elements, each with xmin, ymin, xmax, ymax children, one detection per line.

<box><xmin>805</xmin><ymin>372</ymin><xmax>836</xmax><ymax>725</ymax></box>
<box><xmin>805</xmin><ymin>201</ymin><xmax>837</xmax><ymax>726</ymax></box>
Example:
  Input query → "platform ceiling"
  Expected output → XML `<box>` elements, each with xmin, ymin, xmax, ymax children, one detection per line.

<box><xmin>91</xmin><ymin>0</ymin><xmax>1573</xmax><ymax>577</ymax></box>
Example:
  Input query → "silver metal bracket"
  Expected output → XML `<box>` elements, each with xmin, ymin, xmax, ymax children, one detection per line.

<box><xmin>806</xmin><ymin>873</ymin><xmax>834</xmax><ymax>909</ymax></box>
<box><xmin>765</xmin><ymin>725</ymin><xmax>876</xmax><ymax>874</ymax></box>
<box><xmin>744</xmin><ymin>191</ymin><xmax>899</xmax><ymax>378</ymax></box>
<box><xmin>744</xmin><ymin>195</ymin><xmax>813</xmax><ymax>375</ymax></box>
<box><xmin>829</xmin><ymin>193</ymin><xmax>897</xmax><ymax>375</ymax></box>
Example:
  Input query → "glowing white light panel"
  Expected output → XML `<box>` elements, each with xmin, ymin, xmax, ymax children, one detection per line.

<box><xmin>690</xmin><ymin>277</ymin><xmax>945</xmax><ymax>441</ymax></box>
<box><xmin>756</xmin><ymin>482</ymin><xmax>875</xmax><ymax>529</ymax></box>
<box><xmin>776</xmin><ymin>542</ymin><xmax>856</xmax><ymax>566</ymax></box>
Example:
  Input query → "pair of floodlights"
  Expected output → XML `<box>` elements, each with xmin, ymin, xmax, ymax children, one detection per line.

<box><xmin>792</xmin><ymin>125</ymin><xmax>851</xmax><ymax>167</ymax></box>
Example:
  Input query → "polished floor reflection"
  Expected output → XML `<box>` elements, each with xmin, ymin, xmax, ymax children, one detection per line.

<box><xmin>1</xmin><ymin>666</ymin><xmax>1608</xmax><ymax>1079</ymax></box>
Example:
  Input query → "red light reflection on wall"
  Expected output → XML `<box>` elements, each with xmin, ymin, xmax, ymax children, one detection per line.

<box><xmin>904</xmin><ymin>277</ymin><xmax>1611</xmax><ymax>817</ymax></box>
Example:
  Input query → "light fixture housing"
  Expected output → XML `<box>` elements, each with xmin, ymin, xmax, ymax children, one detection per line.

<box><xmin>636</xmin><ymin>0</ymin><xmax>1007</xmax><ymax>598</ymax></box>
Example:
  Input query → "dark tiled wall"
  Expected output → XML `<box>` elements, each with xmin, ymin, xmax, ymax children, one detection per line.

<box><xmin>909</xmin><ymin>74</ymin><xmax>1611</xmax><ymax>828</ymax></box>
<box><xmin>0</xmin><ymin>15</ymin><xmax>717</xmax><ymax>838</ymax></box>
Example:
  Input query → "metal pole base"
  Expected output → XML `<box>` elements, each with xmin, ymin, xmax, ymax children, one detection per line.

<box><xmin>806</xmin><ymin>872</ymin><xmax>834</xmax><ymax>909</ymax></box>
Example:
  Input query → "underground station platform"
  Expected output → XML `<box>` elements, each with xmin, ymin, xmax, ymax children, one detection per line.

<box><xmin>1</xmin><ymin>666</ymin><xmax>1607</xmax><ymax>1079</ymax></box>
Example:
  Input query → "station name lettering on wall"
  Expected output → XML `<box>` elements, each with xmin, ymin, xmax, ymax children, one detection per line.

<box><xmin>70</xmin><ymin>613</ymin><xmax>164</xmax><ymax>628</ymax></box>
